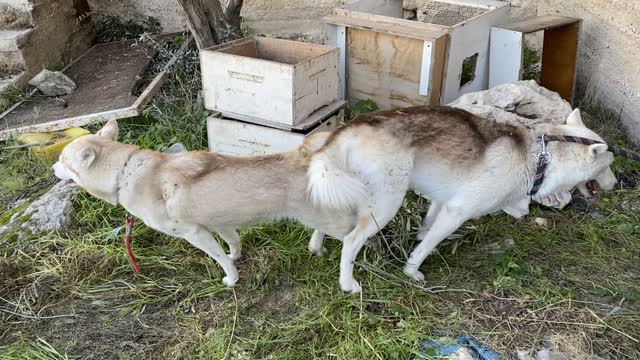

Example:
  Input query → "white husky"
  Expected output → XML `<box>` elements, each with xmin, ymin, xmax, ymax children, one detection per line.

<box><xmin>307</xmin><ymin>106</ymin><xmax>616</xmax><ymax>292</ymax></box>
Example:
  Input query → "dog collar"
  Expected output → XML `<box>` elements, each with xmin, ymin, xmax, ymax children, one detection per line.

<box><xmin>113</xmin><ymin>149</ymin><xmax>139</xmax><ymax>203</ymax></box>
<box><xmin>528</xmin><ymin>136</ymin><xmax>552</xmax><ymax>196</ymax></box>
<box><xmin>528</xmin><ymin>134</ymin><xmax>640</xmax><ymax>197</ymax></box>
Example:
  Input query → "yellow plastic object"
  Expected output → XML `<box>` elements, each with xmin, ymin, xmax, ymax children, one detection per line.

<box><xmin>17</xmin><ymin>127</ymin><xmax>91</xmax><ymax>159</ymax></box>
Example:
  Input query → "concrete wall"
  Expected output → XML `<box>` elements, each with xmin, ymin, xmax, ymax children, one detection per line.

<box><xmin>20</xmin><ymin>0</ymin><xmax>93</xmax><ymax>78</ymax></box>
<box><xmin>87</xmin><ymin>0</ymin><xmax>187</xmax><ymax>33</ymax></box>
<box><xmin>539</xmin><ymin>0</ymin><xmax>640</xmax><ymax>143</ymax></box>
<box><xmin>241</xmin><ymin>0</ymin><xmax>352</xmax><ymax>43</ymax></box>
<box><xmin>0</xmin><ymin>0</ymin><xmax>30</xmax><ymax>13</ymax></box>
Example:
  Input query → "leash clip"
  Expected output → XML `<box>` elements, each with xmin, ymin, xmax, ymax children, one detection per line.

<box><xmin>537</xmin><ymin>135</ymin><xmax>552</xmax><ymax>164</ymax></box>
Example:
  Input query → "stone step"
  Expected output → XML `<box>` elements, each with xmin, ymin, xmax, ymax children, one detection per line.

<box><xmin>0</xmin><ymin>28</ymin><xmax>31</xmax><ymax>68</ymax></box>
<box><xmin>0</xmin><ymin>28</ymin><xmax>31</xmax><ymax>51</ymax></box>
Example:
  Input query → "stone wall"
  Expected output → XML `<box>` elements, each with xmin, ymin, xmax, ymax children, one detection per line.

<box><xmin>21</xmin><ymin>0</ymin><xmax>93</xmax><ymax>77</ymax></box>
<box><xmin>539</xmin><ymin>0</ymin><xmax>640</xmax><ymax>143</ymax></box>
<box><xmin>86</xmin><ymin>0</ymin><xmax>187</xmax><ymax>33</ymax></box>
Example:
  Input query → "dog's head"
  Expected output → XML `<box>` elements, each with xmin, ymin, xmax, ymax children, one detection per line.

<box><xmin>534</xmin><ymin>109</ymin><xmax>616</xmax><ymax>205</ymax></box>
<box><xmin>52</xmin><ymin>120</ymin><xmax>133</xmax><ymax>204</ymax></box>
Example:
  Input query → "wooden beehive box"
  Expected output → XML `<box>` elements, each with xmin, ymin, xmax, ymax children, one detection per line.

<box><xmin>323</xmin><ymin>0</ymin><xmax>509</xmax><ymax>107</ymax></box>
<box><xmin>201</xmin><ymin>36</ymin><xmax>340</xmax><ymax>128</ymax></box>
<box><xmin>207</xmin><ymin>103</ymin><xmax>344</xmax><ymax>156</ymax></box>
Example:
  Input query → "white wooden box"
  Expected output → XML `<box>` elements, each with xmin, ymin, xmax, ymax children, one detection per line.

<box><xmin>201</xmin><ymin>36</ymin><xmax>340</xmax><ymax>128</ymax></box>
<box><xmin>324</xmin><ymin>0</ymin><xmax>509</xmax><ymax>106</ymax></box>
<box><xmin>207</xmin><ymin>109</ymin><xmax>343</xmax><ymax>156</ymax></box>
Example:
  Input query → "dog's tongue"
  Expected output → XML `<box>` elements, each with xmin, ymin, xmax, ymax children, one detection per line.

<box><xmin>64</xmin><ymin>179</ymin><xmax>74</xmax><ymax>185</ymax></box>
<box><xmin>586</xmin><ymin>180</ymin><xmax>600</xmax><ymax>205</ymax></box>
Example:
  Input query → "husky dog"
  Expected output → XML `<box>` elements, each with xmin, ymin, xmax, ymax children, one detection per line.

<box><xmin>52</xmin><ymin>120</ymin><xmax>359</xmax><ymax>287</ymax></box>
<box><xmin>307</xmin><ymin>106</ymin><xmax>616</xmax><ymax>292</ymax></box>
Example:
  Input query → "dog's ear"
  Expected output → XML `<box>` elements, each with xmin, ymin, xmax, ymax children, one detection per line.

<box><xmin>566</xmin><ymin>108</ymin><xmax>585</xmax><ymax>127</ymax></box>
<box><xmin>96</xmin><ymin>119</ymin><xmax>119</xmax><ymax>141</ymax></box>
<box><xmin>77</xmin><ymin>145</ymin><xmax>97</xmax><ymax>168</ymax></box>
<box><xmin>589</xmin><ymin>143</ymin><xmax>608</xmax><ymax>157</ymax></box>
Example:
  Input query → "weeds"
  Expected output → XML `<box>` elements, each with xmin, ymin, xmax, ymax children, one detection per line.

<box><xmin>94</xmin><ymin>16</ymin><xmax>161</xmax><ymax>44</ymax></box>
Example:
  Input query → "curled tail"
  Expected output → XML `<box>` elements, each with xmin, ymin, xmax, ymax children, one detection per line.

<box><xmin>307</xmin><ymin>146</ymin><xmax>367</xmax><ymax>209</ymax></box>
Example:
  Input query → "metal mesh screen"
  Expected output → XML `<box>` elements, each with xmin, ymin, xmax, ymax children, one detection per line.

<box><xmin>403</xmin><ymin>0</ymin><xmax>488</xmax><ymax>27</ymax></box>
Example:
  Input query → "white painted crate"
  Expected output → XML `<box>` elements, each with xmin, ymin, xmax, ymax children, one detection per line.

<box><xmin>201</xmin><ymin>36</ymin><xmax>340</xmax><ymax>128</ymax></box>
<box><xmin>323</xmin><ymin>0</ymin><xmax>509</xmax><ymax>106</ymax></box>
<box><xmin>207</xmin><ymin>107</ymin><xmax>343</xmax><ymax>157</ymax></box>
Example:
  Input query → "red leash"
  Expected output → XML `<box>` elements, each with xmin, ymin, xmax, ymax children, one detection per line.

<box><xmin>124</xmin><ymin>214</ymin><xmax>141</xmax><ymax>274</ymax></box>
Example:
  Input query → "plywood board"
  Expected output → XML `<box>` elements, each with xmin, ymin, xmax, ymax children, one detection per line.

<box><xmin>347</xmin><ymin>28</ymin><xmax>428</xmax><ymax>109</ymax></box>
<box><xmin>498</xmin><ymin>16</ymin><xmax>580</xmax><ymax>33</ymax></box>
<box><xmin>442</xmin><ymin>4</ymin><xmax>509</xmax><ymax>103</ymax></box>
<box><xmin>325</xmin><ymin>13</ymin><xmax>447</xmax><ymax>41</ymax></box>
<box><xmin>0</xmin><ymin>34</ymin><xmax>189</xmax><ymax>141</ymax></box>
<box><xmin>429</xmin><ymin>34</ymin><xmax>447</xmax><ymax>104</ymax></box>
<box><xmin>540</xmin><ymin>23</ymin><xmax>579</xmax><ymax>102</ymax></box>
<box><xmin>489</xmin><ymin>27</ymin><xmax>523</xmax><ymax>89</ymax></box>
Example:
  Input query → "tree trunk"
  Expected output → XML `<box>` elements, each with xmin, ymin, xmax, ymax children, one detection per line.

<box><xmin>177</xmin><ymin>0</ymin><xmax>244</xmax><ymax>49</ymax></box>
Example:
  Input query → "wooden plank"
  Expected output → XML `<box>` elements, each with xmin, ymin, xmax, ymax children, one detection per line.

<box><xmin>489</xmin><ymin>27</ymin><xmax>523</xmax><ymax>89</ymax></box>
<box><xmin>347</xmin><ymin>28</ymin><xmax>427</xmax><ymax>109</ymax></box>
<box><xmin>323</xmin><ymin>13</ymin><xmax>447</xmax><ymax>41</ymax></box>
<box><xmin>207</xmin><ymin>110</ymin><xmax>342</xmax><ymax>156</ymax></box>
<box><xmin>336</xmin><ymin>25</ymin><xmax>347</xmax><ymax>100</ymax></box>
<box><xmin>217</xmin><ymin>39</ymin><xmax>258</xmax><ymax>58</ymax></box>
<box><xmin>221</xmin><ymin>100</ymin><xmax>346</xmax><ymax>131</ymax></box>
<box><xmin>293</xmin><ymin>48</ymin><xmax>340</xmax><ymax>123</ymax></box>
<box><xmin>428</xmin><ymin>34</ymin><xmax>447</xmax><ymax>105</ymax></box>
<box><xmin>497</xmin><ymin>16</ymin><xmax>580</xmax><ymax>34</ymax></box>
<box><xmin>257</xmin><ymin>37</ymin><xmax>334</xmax><ymax>65</ymax></box>
<box><xmin>540</xmin><ymin>23</ymin><xmax>579</xmax><ymax>102</ymax></box>
<box><xmin>0</xmin><ymin>107</ymin><xmax>138</xmax><ymax>141</ymax></box>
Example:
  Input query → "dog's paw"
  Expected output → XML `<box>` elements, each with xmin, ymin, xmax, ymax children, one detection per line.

<box><xmin>308</xmin><ymin>245</ymin><xmax>326</xmax><ymax>257</ymax></box>
<box><xmin>340</xmin><ymin>279</ymin><xmax>361</xmax><ymax>294</ymax></box>
<box><xmin>229</xmin><ymin>250</ymin><xmax>242</xmax><ymax>261</ymax></box>
<box><xmin>403</xmin><ymin>266</ymin><xmax>425</xmax><ymax>282</ymax></box>
<box><xmin>222</xmin><ymin>275</ymin><xmax>238</xmax><ymax>287</ymax></box>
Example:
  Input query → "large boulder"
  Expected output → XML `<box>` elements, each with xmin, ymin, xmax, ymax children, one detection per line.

<box><xmin>449</xmin><ymin>80</ymin><xmax>572</xmax><ymax>127</ymax></box>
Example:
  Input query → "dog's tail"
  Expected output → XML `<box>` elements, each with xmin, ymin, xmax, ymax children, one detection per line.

<box><xmin>307</xmin><ymin>142</ymin><xmax>367</xmax><ymax>209</ymax></box>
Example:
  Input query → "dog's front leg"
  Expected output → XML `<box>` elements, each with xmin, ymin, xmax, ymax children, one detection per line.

<box><xmin>502</xmin><ymin>197</ymin><xmax>530</xmax><ymax>219</ymax></box>
<box><xmin>184</xmin><ymin>226</ymin><xmax>239</xmax><ymax>287</ymax></box>
<box><xmin>404</xmin><ymin>204</ymin><xmax>467</xmax><ymax>281</ymax></box>
<box><xmin>216</xmin><ymin>227</ymin><xmax>242</xmax><ymax>261</ymax></box>
<box><xmin>308</xmin><ymin>230</ymin><xmax>326</xmax><ymax>256</ymax></box>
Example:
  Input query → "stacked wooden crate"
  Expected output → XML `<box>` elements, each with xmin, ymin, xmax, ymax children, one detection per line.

<box><xmin>323</xmin><ymin>0</ymin><xmax>510</xmax><ymax>108</ymax></box>
<box><xmin>201</xmin><ymin>36</ymin><xmax>345</xmax><ymax>156</ymax></box>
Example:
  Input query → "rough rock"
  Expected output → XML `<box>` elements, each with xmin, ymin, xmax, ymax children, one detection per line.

<box><xmin>449</xmin><ymin>80</ymin><xmax>573</xmax><ymax>127</ymax></box>
<box><xmin>28</xmin><ymin>69</ymin><xmax>76</xmax><ymax>96</ymax></box>
<box><xmin>0</xmin><ymin>180</ymin><xmax>78</xmax><ymax>238</ymax></box>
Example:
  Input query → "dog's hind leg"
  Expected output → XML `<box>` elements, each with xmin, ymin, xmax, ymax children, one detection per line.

<box><xmin>184</xmin><ymin>226</ymin><xmax>239</xmax><ymax>286</ymax></box>
<box><xmin>339</xmin><ymin>195</ymin><xmax>406</xmax><ymax>293</ymax></box>
<box><xmin>403</xmin><ymin>203</ymin><xmax>468</xmax><ymax>281</ymax></box>
<box><xmin>418</xmin><ymin>201</ymin><xmax>441</xmax><ymax>240</ymax></box>
<box><xmin>308</xmin><ymin>230</ymin><xmax>326</xmax><ymax>256</ymax></box>
<box><xmin>216</xmin><ymin>227</ymin><xmax>242</xmax><ymax>261</ymax></box>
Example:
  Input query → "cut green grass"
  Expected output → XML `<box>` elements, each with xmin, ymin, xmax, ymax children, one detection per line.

<box><xmin>1</xmin><ymin>57</ymin><xmax>639</xmax><ymax>359</ymax></box>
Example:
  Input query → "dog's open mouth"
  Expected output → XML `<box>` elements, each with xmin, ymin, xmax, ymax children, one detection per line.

<box><xmin>64</xmin><ymin>179</ymin><xmax>75</xmax><ymax>185</ymax></box>
<box><xmin>586</xmin><ymin>180</ymin><xmax>600</xmax><ymax>205</ymax></box>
